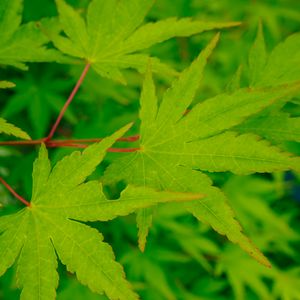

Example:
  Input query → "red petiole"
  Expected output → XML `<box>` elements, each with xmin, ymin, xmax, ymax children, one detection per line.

<box><xmin>47</xmin><ymin>142</ymin><xmax>140</xmax><ymax>152</ymax></box>
<box><xmin>0</xmin><ymin>135</ymin><xmax>140</xmax><ymax>146</ymax></box>
<box><xmin>0</xmin><ymin>177</ymin><xmax>31</xmax><ymax>207</ymax></box>
<box><xmin>45</xmin><ymin>63</ymin><xmax>91</xmax><ymax>142</ymax></box>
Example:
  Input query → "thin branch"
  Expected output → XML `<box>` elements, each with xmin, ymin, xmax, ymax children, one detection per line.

<box><xmin>0</xmin><ymin>139</ymin><xmax>45</xmax><ymax>146</ymax></box>
<box><xmin>51</xmin><ymin>135</ymin><xmax>140</xmax><ymax>144</ymax></box>
<box><xmin>0</xmin><ymin>135</ymin><xmax>140</xmax><ymax>147</ymax></box>
<box><xmin>47</xmin><ymin>142</ymin><xmax>140</xmax><ymax>152</ymax></box>
<box><xmin>46</xmin><ymin>63</ymin><xmax>91</xmax><ymax>142</ymax></box>
<box><xmin>116</xmin><ymin>135</ymin><xmax>140</xmax><ymax>142</ymax></box>
<box><xmin>46</xmin><ymin>142</ymin><xmax>88</xmax><ymax>149</ymax></box>
<box><xmin>0</xmin><ymin>177</ymin><xmax>31</xmax><ymax>207</ymax></box>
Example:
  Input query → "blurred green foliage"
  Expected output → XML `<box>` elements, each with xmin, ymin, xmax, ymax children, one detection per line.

<box><xmin>0</xmin><ymin>0</ymin><xmax>300</xmax><ymax>299</ymax></box>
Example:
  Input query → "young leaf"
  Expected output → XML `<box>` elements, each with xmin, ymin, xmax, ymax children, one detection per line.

<box><xmin>104</xmin><ymin>34</ymin><xmax>300</xmax><ymax>265</ymax></box>
<box><xmin>0</xmin><ymin>117</ymin><xmax>31</xmax><ymax>140</ymax></box>
<box><xmin>53</xmin><ymin>0</ymin><xmax>240</xmax><ymax>82</ymax></box>
<box><xmin>0</xmin><ymin>124</ymin><xmax>203</xmax><ymax>300</ymax></box>
<box><xmin>0</xmin><ymin>0</ymin><xmax>62</xmax><ymax>70</ymax></box>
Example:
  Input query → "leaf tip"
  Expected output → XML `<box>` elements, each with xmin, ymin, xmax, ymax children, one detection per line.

<box><xmin>122</xmin><ymin>122</ymin><xmax>134</xmax><ymax>133</ymax></box>
<box><xmin>22</xmin><ymin>133</ymin><xmax>32</xmax><ymax>141</ymax></box>
<box><xmin>138</xmin><ymin>242</ymin><xmax>146</xmax><ymax>253</ymax></box>
<box><xmin>257</xmin><ymin>253</ymin><xmax>272</xmax><ymax>268</ymax></box>
<box><xmin>231</xmin><ymin>21</ymin><xmax>243</xmax><ymax>27</ymax></box>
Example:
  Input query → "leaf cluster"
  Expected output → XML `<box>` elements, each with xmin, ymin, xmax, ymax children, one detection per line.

<box><xmin>0</xmin><ymin>0</ymin><xmax>300</xmax><ymax>299</ymax></box>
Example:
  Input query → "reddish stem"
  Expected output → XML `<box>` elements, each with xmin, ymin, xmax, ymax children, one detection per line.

<box><xmin>47</xmin><ymin>142</ymin><xmax>88</xmax><ymax>148</ymax></box>
<box><xmin>46</xmin><ymin>63</ymin><xmax>91</xmax><ymax>142</ymax></box>
<box><xmin>117</xmin><ymin>135</ymin><xmax>140</xmax><ymax>142</ymax></box>
<box><xmin>0</xmin><ymin>177</ymin><xmax>30</xmax><ymax>207</ymax></box>
<box><xmin>0</xmin><ymin>139</ymin><xmax>45</xmax><ymax>146</ymax></box>
<box><xmin>47</xmin><ymin>142</ymin><xmax>140</xmax><ymax>152</ymax></box>
<box><xmin>45</xmin><ymin>134</ymin><xmax>140</xmax><ymax>144</ymax></box>
<box><xmin>0</xmin><ymin>135</ymin><xmax>140</xmax><ymax>147</ymax></box>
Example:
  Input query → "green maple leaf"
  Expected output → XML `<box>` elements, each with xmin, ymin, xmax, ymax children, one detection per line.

<box><xmin>156</xmin><ymin>212</ymin><xmax>220</xmax><ymax>272</ymax></box>
<box><xmin>0</xmin><ymin>0</ymin><xmax>62</xmax><ymax>71</ymax></box>
<box><xmin>216</xmin><ymin>246</ymin><xmax>272</xmax><ymax>300</ymax></box>
<box><xmin>0</xmin><ymin>124</ymin><xmax>203</xmax><ymax>300</ymax></box>
<box><xmin>224</xmin><ymin>176</ymin><xmax>300</xmax><ymax>255</ymax></box>
<box><xmin>104</xmin><ymin>33</ymin><xmax>300</xmax><ymax>265</ymax></box>
<box><xmin>122</xmin><ymin>249</ymin><xmax>177</xmax><ymax>300</ymax></box>
<box><xmin>52</xmin><ymin>0</ymin><xmax>240</xmax><ymax>83</ymax></box>
<box><xmin>0</xmin><ymin>117</ymin><xmax>30</xmax><ymax>140</ymax></box>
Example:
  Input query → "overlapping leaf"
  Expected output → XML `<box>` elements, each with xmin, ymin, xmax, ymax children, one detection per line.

<box><xmin>246</xmin><ymin>23</ymin><xmax>300</xmax><ymax>90</ymax></box>
<box><xmin>52</xmin><ymin>0</ymin><xmax>240</xmax><ymax>83</ymax></box>
<box><xmin>237</xmin><ymin>112</ymin><xmax>300</xmax><ymax>143</ymax></box>
<box><xmin>0</xmin><ymin>0</ymin><xmax>61</xmax><ymax>71</ymax></box>
<box><xmin>0</xmin><ymin>124</ymin><xmax>203</xmax><ymax>300</ymax></box>
<box><xmin>242</xmin><ymin>23</ymin><xmax>300</xmax><ymax>92</ymax></box>
<box><xmin>104</xmin><ymin>34</ymin><xmax>300</xmax><ymax>264</ymax></box>
<box><xmin>234</xmin><ymin>25</ymin><xmax>300</xmax><ymax>144</ymax></box>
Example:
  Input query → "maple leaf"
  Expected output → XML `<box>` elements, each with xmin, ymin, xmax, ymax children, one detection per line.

<box><xmin>224</xmin><ymin>176</ymin><xmax>300</xmax><ymax>255</ymax></box>
<box><xmin>0</xmin><ymin>124</ymin><xmax>203</xmax><ymax>300</ymax></box>
<box><xmin>216</xmin><ymin>246</ymin><xmax>273</xmax><ymax>300</ymax></box>
<box><xmin>122</xmin><ymin>249</ymin><xmax>178</xmax><ymax>300</ymax></box>
<box><xmin>52</xmin><ymin>0</ymin><xmax>240</xmax><ymax>83</ymax></box>
<box><xmin>104</xmin><ymin>33</ymin><xmax>300</xmax><ymax>265</ymax></box>
<box><xmin>0</xmin><ymin>0</ymin><xmax>62</xmax><ymax>71</ymax></box>
<box><xmin>156</xmin><ymin>211</ymin><xmax>220</xmax><ymax>272</ymax></box>
<box><xmin>0</xmin><ymin>117</ymin><xmax>30</xmax><ymax>140</ymax></box>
